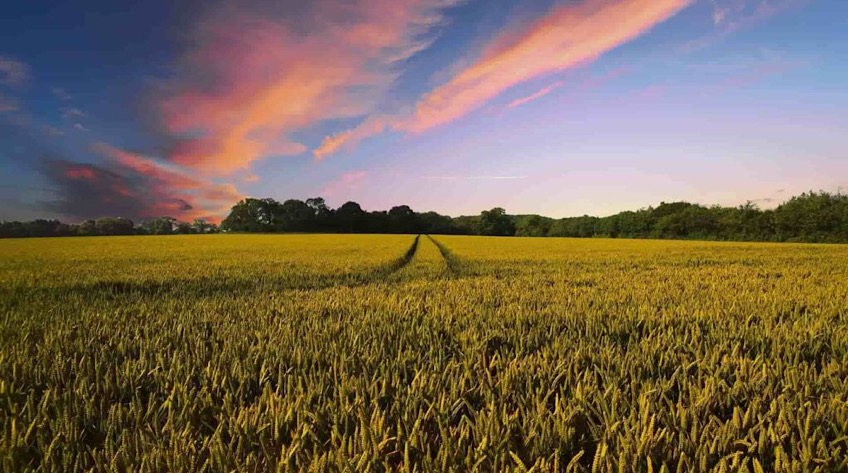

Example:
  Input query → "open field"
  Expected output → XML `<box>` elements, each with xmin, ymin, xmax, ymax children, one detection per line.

<box><xmin>2</xmin><ymin>235</ymin><xmax>848</xmax><ymax>472</ymax></box>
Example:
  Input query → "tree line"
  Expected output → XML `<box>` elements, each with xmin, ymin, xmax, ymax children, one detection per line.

<box><xmin>0</xmin><ymin>217</ymin><xmax>219</xmax><ymax>238</ymax></box>
<box><xmin>219</xmin><ymin>191</ymin><xmax>848</xmax><ymax>242</ymax></box>
<box><xmin>2</xmin><ymin>191</ymin><xmax>846</xmax><ymax>242</ymax></box>
<box><xmin>513</xmin><ymin>191</ymin><xmax>848</xmax><ymax>243</ymax></box>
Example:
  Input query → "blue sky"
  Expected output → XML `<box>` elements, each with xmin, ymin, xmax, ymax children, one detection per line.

<box><xmin>1</xmin><ymin>0</ymin><xmax>846</xmax><ymax>222</ymax></box>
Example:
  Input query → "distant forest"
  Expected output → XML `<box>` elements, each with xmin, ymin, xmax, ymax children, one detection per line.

<box><xmin>2</xmin><ymin>191</ymin><xmax>847</xmax><ymax>243</ymax></box>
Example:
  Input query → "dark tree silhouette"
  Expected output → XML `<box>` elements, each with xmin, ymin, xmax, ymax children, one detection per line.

<box><xmin>334</xmin><ymin>201</ymin><xmax>367</xmax><ymax>233</ymax></box>
<box><xmin>3</xmin><ymin>191</ymin><xmax>847</xmax><ymax>242</ymax></box>
<box><xmin>388</xmin><ymin>205</ymin><xmax>419</xmax><ymax>234</ymax></box>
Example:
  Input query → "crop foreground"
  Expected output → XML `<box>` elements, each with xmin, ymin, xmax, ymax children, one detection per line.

<box><xmin>1</xmin><ymin>234</ymin><xmax>848</xmax><ymax>472</ymax></box>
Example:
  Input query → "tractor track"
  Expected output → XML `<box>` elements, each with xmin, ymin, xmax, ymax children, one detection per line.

<box><xmin>382</xmin><ymin>234</ymin><xmax>420</xmax><ymax>274</ymax></box>
<box><xmin>426</xmin><ymin>235</ymin><xmax>463</xmax><ymax>274</ymax></box>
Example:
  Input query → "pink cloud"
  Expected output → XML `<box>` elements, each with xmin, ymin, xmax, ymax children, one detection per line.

<box><xmin>157</xmin><ymin>0</ymin><xmax>459</xmax><ymax>175</ymax></box>
<box><xmin>93</xmin><ymin>143</ymin><xmax>244</xmax><ymax>220</ymax></box>
<box><xmin>314</xmin><ymin>0</ymin><xmax>691</xmax><ymax>158</ymax></box>
<box><xmin>403</xmin><ymin>0</ymin><xmax>691</xmax><ymax>132</ymax></box>
<box><xmin>321</xmin><ymin>170</ymin><xmax>369</xmax><ymax>197</ymax></box>
<box><xmin>314</xmin><ymin>116</ymin><xmax>389</xmax><ymax>161</ymax></box>
<box><xmin>506</xmin><ymin>81</ymin><xmax>566</xmax><ymax>109</ymax></box>
<box><xmin>64</xmin><ymin>165</ymin><xmax>97</xmax><ymax>181</ymax></box>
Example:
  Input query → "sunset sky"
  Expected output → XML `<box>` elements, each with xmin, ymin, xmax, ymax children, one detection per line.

<box><xmin>1</xmin><ymin>0</ymin><xmax>846</xmax><ymax>222</ymax></box>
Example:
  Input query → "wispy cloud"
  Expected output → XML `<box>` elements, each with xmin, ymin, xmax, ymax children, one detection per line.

<box><xmin>506</xmin><ymin>81</ymin><xmax>566</xmax><ymax>109</ymax></box>
<box><xmin>0</xmin><ymin>95</ymin><xmax>240</xmax><ymax>221</ymax></box>
<box><xmin>91</xmin><ymin>143</ymin><xmax>243</xmax><ymax>221</ymax></box>
<box><xmin>51</xmin><ymin>87</ymin><xmax>72</xmax><ymax>101</ymax></box>
<box><xmin>314</xmin><ymin>116</ymin><xmax>389</xmax><ymax>161</ymax></box>
<box><xmin>422</xmin><ymin>175</ymin><xmax>528</xmax><ymax>180</ymax></box>
<box><xmin>0</xmin><ymin>56</ymin><xmax>28</xmax><ymax>86</ymax></box>
<box><xmin>0</xmin><ymin>93</ymin><xmax>19</xmax><ymax>112</ymax></box>
<box><xmin>315</xmin><ymin>0</ymin><xmax>691</xmax><ymax>158</ymax></box>
<box><xmin>684</xmin><ymin>0</ymin><xmax>807</xmax><ymax>52</ymax></box>
<box><xmin>62</xmin><ymin>108</ymin><xmax>86</xmax><ymax>119</ymax></box>
<box><xmin>403</xmin><ymin>0</ymin><xmax>691</xmax><ymax>132</ymax></box>
<box><xmin>155</xmin><ymin>0</ymin><xmax>460</xmax><ymax>175</ymax></box>
<box><xmin>33</xmin><ymin>138</ymin><xmax>246</xmax><ymax>223</ymax></box>
<box><xmin>44</xmin><ymin>160</ymin><xmax>143</xmax><ymax>219</ymax></box>
<box><xmin>321</xmin><ymin>170</ymin><xmax>369</xmax><ymax>196</ymax></box>
<box><xmin>43</xmin><ymin>125</ymin><xmax>64</xmax><ymax>136</ymax></box>
<box><xmin>710</xmin><ymin>0</ymin><xmax>802</xmax><ymax>28</ymax></box>
<box><xmin>0</xmin><ymin>57</ymin><xmax>28</xmax><ymax>113</ymax></box>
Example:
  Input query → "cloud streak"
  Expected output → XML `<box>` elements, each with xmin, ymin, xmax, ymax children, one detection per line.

<box><xmin>321</xmin><ymin>170</ymin><xmax>369</xmax><ymax>197</ymax></box>
<box><xmin>93</xmin><ymin>143</ymin><xmax>244</xmax><ymax>221</ymax></box>
<box><xmin>684</xmin><ymin>0</ymin><xmax>806</xmax><ymax>52</ymax></box>
<box><xmin>506</xmin><ymin>81</ymin><xmax>566</xmax><ymax>109</ymax></box>
<box><xmin>39</xmin><ymin>145</ymin><xmax>244</xmax><ymax>223</ymax></box>
<box><xmin>44</xmin><ymin>160</ymin><xmax>153</xmax><ymax>221</ymax></box>
<box><xmin>404</xmin><ymin>0</ymin><xmax>690</xmax><ymax>131</ymax></box>
<box><xmin>29</xmin><ymin>0</ymin><xmax>463</xmax><ymax>220</ymax></box>
<box><xmin>314</xmin><ymin>116</ymin><xmax>389</xmax><ymax>161</ymax></box>
<box><xmin>315</xmin><ymin>0</ymin><xmax>691</xmax><ymax>158</ymax></box>
<box><xmin>156</xmin><ymin>0</ymin><xmax>460</xmax><ymax>175</ymax></box>
<box><xmin>422</xmin><ymin>175</ymin><xmax>528</xmax><ymax>180</ymax></box>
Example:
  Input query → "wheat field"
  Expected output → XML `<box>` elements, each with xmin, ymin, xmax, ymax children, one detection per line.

<box><xmin>1</xmin><ymin>234</ymin><xmax>847</xmax><ymax>472</ymax></box>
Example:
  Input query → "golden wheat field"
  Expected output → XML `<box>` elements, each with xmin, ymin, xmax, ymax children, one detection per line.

<box><xmin>1</xmin><ymin>234</ymin><xmax>848</xmax><ymax>472</ymax></box>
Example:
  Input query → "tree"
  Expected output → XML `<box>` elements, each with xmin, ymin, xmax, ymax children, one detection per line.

<box><xmin>654</xmin><ymin>205</ymin><xmax>717</xmax><ymax>239</ymax></box>
<box><xmin>419</xmin><ymin>212</ymin><xmax>462</xmax><ymax>234</ymax></box>
<box><xmin>192</xmin><ymin>219</ymin><xmax>218</xmax><ymax>234</ymax></box>
<box><xmin>221</xmin><ymin>198</ymin><xmax>279</xmax><ymax>232</ymax></box>
<box><xmin>478</xmin><ymin>208</ymin><xmax>515</xmax><ymax>236</ymax></box>
<box><xmin>306</xmin><ymin>197</ymin><xmax>330</xmax><ymax>217</ymax></box>
<box><xmin>334</xmin><ymin>201</ymin><xmax>367</xmax><ymax>233</ymax></box>
<box><xmin>774</xmin><ymin>191</ymin><xmax>848</xmax><ymax>241</ymax></box>
<box><xmin>276</xmin><ymin>199</ymin><xmax>314</xmax><ymax>232</ymax></box>
<box><xmin>78</xmin><ymin>220</ymin><xmax>97</xmax><ymax>236</ymax></box>
<box><xmin>515</xmin><ymin>215</ymin><xmax>552</xmax><ymax>237</ymax></box>
<box><xmin>452</xmin><ymin>215</ymin><xmax>479</xmax><ymax>235</ymax></box>
<box><xmin>388</xmin><ymin>205</ymin><xmax>420</xmax><ymax>234</ymax></box>
<box><xmin>6</xmin><ymin>190</ymin><xmax>844</xmax><ymax>241</ymax></box>
<box><xmin>95</xmin><ymin>217</ymin><xmax>135</xmax><ymax>236</ymax></box>
<box><xmin>305</xmin><ymin>197</ymin><xmax>332</xmax><ymax>231</ymax></box>
<box><xmin>174</xmin><ymin>222</ymin><xmax>195</xmax><ymax>234</ymax></box>
<box><xmin>141</xmin><ymin>217</ymin><xmax>177</xmax><ymax>235</ymax></box>
<box><xmin>22</xmin><ymin>219</ymin><xmax>62</xmax><ymax>237</ymax></box>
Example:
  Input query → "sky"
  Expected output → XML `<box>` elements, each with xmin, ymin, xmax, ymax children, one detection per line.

<box><xmin>1</xmin><ymin>0</ymin><xmax>846</xmax><ymax>223</ymax></box>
